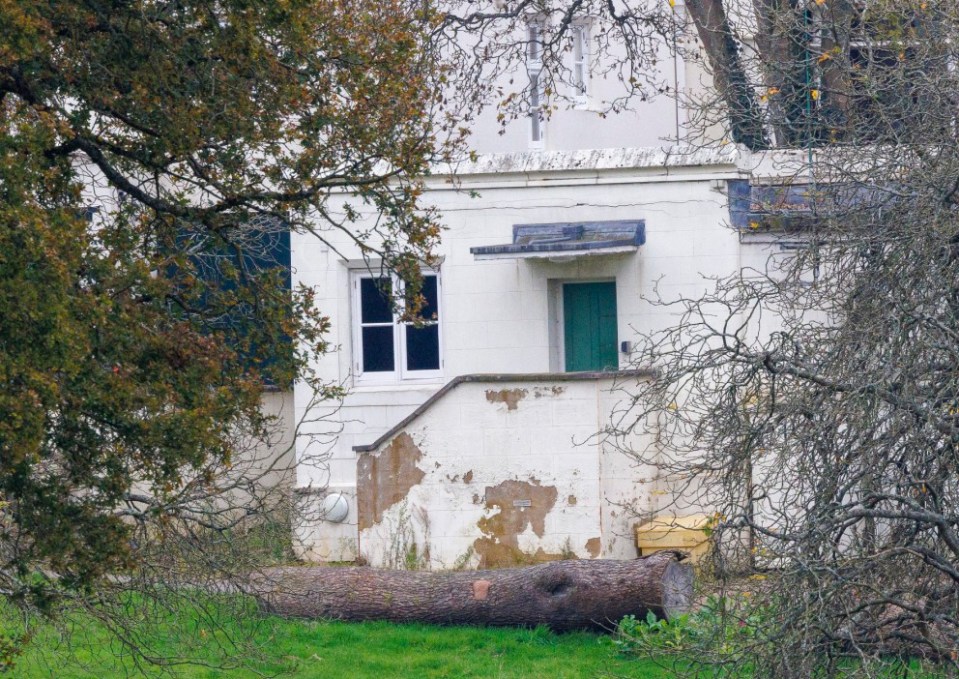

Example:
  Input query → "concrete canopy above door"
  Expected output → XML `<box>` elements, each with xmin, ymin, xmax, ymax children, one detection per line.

<box><xmin>470</xmin><ymin>221</ymin><xmax>645</xmax><ymax>261</ymax></box>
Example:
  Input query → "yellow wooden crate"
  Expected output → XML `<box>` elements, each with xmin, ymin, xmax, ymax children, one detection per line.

<box><xmin>635</xmin><ymin>514</ymin><xmax>711</xmax><ymax>564</ymax></box>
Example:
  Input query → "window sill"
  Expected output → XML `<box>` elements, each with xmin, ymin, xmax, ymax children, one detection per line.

<box><xmin>350</xmin><ymin>378</ymin><xmax>445</xmax><ymax>393</ymax></box>
<box><xmin>738</xmin><ymin>230</ymin><xmax>814</xmax><ymax>247</ymax></box>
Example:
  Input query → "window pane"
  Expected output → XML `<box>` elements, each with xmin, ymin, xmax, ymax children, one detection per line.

<box><xmin>360</xmin><ymin>277</ymin><xmax>392</xmax><ymax>323</ymax></box>
<box><xmin>409</xmin><ymin>275</ymin><xmax>438</xmax><ymax>321</ymax></box>
<box><xmin>362</xmin><ymin>326</ymin><xmax>395</xmax><ymax>372</ymax></box>
<box><xmin>530</xmin><ymin>72</ymin><xmax>542</xmax><ymax>142</ymax></box>
<box><xmin>405</xmin><ymin>325</ymin><xmax>439</xmax><ymax>371</ymax></box>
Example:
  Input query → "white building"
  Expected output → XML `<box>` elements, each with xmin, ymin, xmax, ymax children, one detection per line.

<box><xmin>289</xmin><ymin>15</ymin><xmax>787</xmax><ymax>568</ymax></box>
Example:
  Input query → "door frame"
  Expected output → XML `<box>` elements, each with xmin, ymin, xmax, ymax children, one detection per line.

<box><xmin>548</xmin><ymin>277</ymin><xmax>618</xmax><ymax>372</ymax></box>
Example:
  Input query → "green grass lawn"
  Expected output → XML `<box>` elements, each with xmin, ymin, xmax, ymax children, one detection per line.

<box><xmin>7</xmin><ymin>599</ymin><xmax>949</xmax><ymax>678</ymax></box>
<box><xmin>6</xmin><ymin>603</ymin><xmax>677</xmax><ymax>679</ymax></box>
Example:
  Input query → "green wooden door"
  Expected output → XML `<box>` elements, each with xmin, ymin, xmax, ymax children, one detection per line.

<box><xmin>563</xmin><ymin>282</ymin><xmax>618</xmax><ymax>372</ymax></box>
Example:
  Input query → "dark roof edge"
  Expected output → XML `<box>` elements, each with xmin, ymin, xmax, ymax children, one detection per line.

<box><xmin>470</xmin><ymin>238</ymin><xmax>640</xmax><ymax>256</ymax></box>
<box><xmin>353</xmin><ymin>369</ymin><xmax>657</xmax><ymax>453</ymax></box>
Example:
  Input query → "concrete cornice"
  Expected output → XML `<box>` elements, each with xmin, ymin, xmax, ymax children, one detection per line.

<box><xmin>432</xmin><ymin>145</ymin><xmax>744</xmax><ymax>178</ymax></box>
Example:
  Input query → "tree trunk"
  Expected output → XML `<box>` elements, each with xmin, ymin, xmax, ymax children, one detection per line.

<box><xmin>752</xmin><ymin>0</ymin><xmax>809</xmax><ymax>147</ymax></box>
<box><xmin>257</xmin><ymin>551</ymin><xmax>692</xmax><ymax>632</ymax></box>
<box><xmin>817</xmin><ymin>0</ymin><xmax>855</xmax><ymax>140</ymax></box>
<box><xmin>686</xmin><ymin>0</ymin><xmax>769</xmax><ymax>150</ymax></box>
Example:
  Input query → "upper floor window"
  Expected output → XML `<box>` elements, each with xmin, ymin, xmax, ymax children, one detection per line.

<box><xmin>352</xmin><ymin>271</ymin><xmax>442</xmax><ymax>383</ymax></box>
<box><xmin>528</xmin><ymin>22</ymin><xmax>545</xmax><ymax>147</ymax></box>
<box><xmin>528</xmin><ymin>22</ymin><xmax>543</xmax><ymax>63</ymax></box>
<box><xmin>571</xmin><ymin>25</ymin><xmax>589</xmax><ymax>104</ymax></box>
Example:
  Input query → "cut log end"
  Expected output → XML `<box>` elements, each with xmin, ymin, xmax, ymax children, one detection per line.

<box><xmin>662</xmin><ymin>559</ymin><xmax>695</xmax><ymax>619</ymax></box>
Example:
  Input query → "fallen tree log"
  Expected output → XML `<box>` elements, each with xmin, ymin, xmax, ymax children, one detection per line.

<box><xmin>257</xmin><ymin>551</ymin><xmax>692</xmax><ymax>632</ymax></box>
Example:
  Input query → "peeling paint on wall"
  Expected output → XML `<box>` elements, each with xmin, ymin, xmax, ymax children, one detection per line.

<box><xmin>349</xmin><ymin>376</ymin><xmax>660</xmax><ymax>567</ymax></box>
<box><xmin>533</xmin><ymin>386</ymin><xmax>566</xmax><ymax>398</ymax></box>
<box><xmin>356</xmin><ymin>432</ymin><xmax>426</xmax><ymax>531</ymax></box>
<box><xmin>473</xmin><ymin>478</ymin><xmax>560</xmax><ymax>567</ymax></box>
<box><xmin>485</xmin><ymin>388</ymin><xmax>528</xmax><ymax>411</ymax></box>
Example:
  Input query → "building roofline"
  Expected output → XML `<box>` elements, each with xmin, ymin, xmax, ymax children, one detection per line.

<box><xmin>430</xmin><ymin>145</ymin><xmax>744</xmax><ymax>179</ymax></box>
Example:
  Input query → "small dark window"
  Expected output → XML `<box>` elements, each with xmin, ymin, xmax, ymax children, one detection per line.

<box><xmin>405</xmin><ymin>325</ymin><xmax>440</xmax><ymax>370</ymax></box>
<box><xmin>362</xmin><ymin>327</ymin><xmax>395</xmax><ymax>372</ymax></box>
<box><xmin>356</xmin><ymin>272</ymin><xmax>441</xmax><ymax>379</ymax></box>
<box><xmin>359</xmin><ymin>277</ymin><xmax>396</xmax><ymax>373</ymax></box>
<box><xmin>360</xmin><ymin>277</ymin><xmax>392</xmax><ymax>323</ymax></box>
<box><xmin>411</xmin><ymin>275</ymin><xmax>439</xmax><ymax>321</ymax></box>
<box><xmin>403</xmin><ymin>274</ymin><xmax>440</xmax><ymax>371</ymax></box>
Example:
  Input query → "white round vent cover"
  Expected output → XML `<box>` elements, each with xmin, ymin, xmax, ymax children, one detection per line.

<box><xmin>321</xmin><ymin>493</ymin><xmax>349</xmax><ymax>523</ymax></box>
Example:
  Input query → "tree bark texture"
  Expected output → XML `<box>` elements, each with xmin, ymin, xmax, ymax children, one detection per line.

<box><xmin>258</xmin><ymin>551</ymin><xmax>692</xmax><ymax>632</ymax></box>
<box><xmin>816</xmin><ymin>0</ymin><xmax>855</xmax><ymax>138</ymax></box>
<box><xmin>752</xmin><ymin>0</ymin><xmax>809</xmax><ymax>146</ymax></box>
<box><xmin>686</xmin><ymin>0</ymin><xmax>769</xmax><ymax>150</ymax></box>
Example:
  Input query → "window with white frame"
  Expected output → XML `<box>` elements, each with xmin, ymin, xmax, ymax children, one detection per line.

<box><xmin>352</xmin><ymin>271</ymin><xmax>442</xmax><ymax>382</ymax></box>
<box><xmin>528</xmin><ymin>21</ymin><xmax>545</xmax><ymax>146</ymax></box>
<box><xmin>571</xmin><ymin>24</ymin><xmax>589</xmax><ymax>104</ymax></box>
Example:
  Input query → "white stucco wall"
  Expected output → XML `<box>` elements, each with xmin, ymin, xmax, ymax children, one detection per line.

<box><xmin>289</xmin><ymin>146</ymin><xmax>785</xmax><ymax>563</ymax></box>
<box><xmin>462</xmin><ymin>5</ymin><xmax>704</xmax><ymax>155</ymax></box>
<box><xmin>349</xmin><ymin>375</ymin><xmax>660</xmax><ymax>569</ymax></box>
